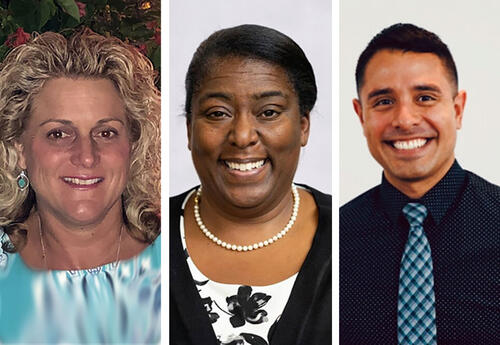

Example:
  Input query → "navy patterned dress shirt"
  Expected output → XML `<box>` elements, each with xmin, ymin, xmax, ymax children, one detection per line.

<box><xmin>340</xmin><ymin>161</ymin><xmax>500</xmax><ymax>345</ymax></box>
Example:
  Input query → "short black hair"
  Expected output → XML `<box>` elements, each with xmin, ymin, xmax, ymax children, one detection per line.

<box><xmin>184</xmin><ymin>24</ymin><xmax>317</xmax><ymax>119</ymax></box>
<box><xmin>355</xmin><ymin>23</ymin><xmax>458</xmax><ymax>94</ymax></box>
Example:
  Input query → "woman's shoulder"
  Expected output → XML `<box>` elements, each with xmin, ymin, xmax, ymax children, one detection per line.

<box><xmin>296</xmin><ymin>183</ymin><xmax>332</xmax><ymax>210</ymax></box>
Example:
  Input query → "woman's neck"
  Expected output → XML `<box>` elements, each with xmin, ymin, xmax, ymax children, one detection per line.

<box><xmin>194</xmin><ymin>186</ymin><xmax>295</xmax><ymax>244</ymax></box>
<box><xmin>25</xmin><ymin>203</ymin><xmax>125</xmax><ymax>270</ymax></box>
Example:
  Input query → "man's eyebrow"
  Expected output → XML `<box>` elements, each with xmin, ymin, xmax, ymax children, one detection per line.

<box><xmin>252</xmin><ymin>90</ymin><xmax>286</xmax><ymax>100</ymax></box>
<box><xmin>198</xmin><ymin>92</ymin><xmax>232</xmax><ymax>103</ymax></box>
<box><xmin>414</xmin><ymin>84</ymin><xmax>442</xmax><ymax>93</ymax></box>
<box><xmin>367</xmin><ymin>88</ymin><xmax>392</xmax><ymax>100</ymax></box>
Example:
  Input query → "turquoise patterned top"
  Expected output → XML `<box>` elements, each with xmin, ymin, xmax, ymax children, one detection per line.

<box><xmin>0</xmin><ymin>228</ymin><xmax>161</xmax><ymax>344</ymax></box>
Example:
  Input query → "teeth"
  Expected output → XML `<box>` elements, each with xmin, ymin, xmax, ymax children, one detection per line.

<box><xmin>63</xmin><ymin>177</ymin><xmax>102</xmax><ymax>185</ymax></box>
<box><xmin>225</xmin><ymin>160</ymin><xmax>265</xmax><ymax>171</ymax></box>
<box><xmin>393</xmin><ymin>138</ymin><xmax>427</xmax><ymax>150</ymax></box>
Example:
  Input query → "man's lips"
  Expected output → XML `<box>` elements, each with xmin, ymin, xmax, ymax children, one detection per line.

<box><xmin>385</xmin><ymin>137</ymin><xmax>432</xmax><ymax>150</ymax></box>
<box><xmin>61</xmin><ymin>176</ymin><xmax>104</xmax><ymax>186</ymax></box>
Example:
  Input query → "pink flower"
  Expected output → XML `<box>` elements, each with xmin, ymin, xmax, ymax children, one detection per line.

<box><xmin>76</xmin><ymin>2</ymin><xmax>86</xmax><ymax>17</ymax></box>
<box><xmin>4</xmin><ymin>27</ymin><xmax>30</xmax><ymax>48</ymax></box>
<box><xmin>146</xmin><ymin>21</ymin><xmax>157</xmax><ymax>30</ymax></box>
<box><xmin>154</xmin><ymin>31</ymin><xmax>160</xmax><ymax>45</ymax></box>
<box><xmin>136</xmin><ymin>44</ymin><xmax>147</xmax><ymax>55</ymax></box>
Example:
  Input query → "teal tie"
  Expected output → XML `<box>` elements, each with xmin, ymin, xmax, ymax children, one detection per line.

<box><xmin>398</xmin><ymin>203</ymin><xmax>437</xmax><ymax>345</ymax></box>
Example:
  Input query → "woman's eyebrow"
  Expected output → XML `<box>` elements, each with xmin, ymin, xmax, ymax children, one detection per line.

<box><xmin>198</xmin><ymin>92</ymin><xmax>232</xmax><ymax>103</ymax></box>
<box><xmin>39</xmin><ymin>119</ymin><xmax>72</xmax><ymax>127</ymax></box>
<box><xmin>39</xmin><ymin>118</ymin><xmax>125</xmax><ymax>127</ymax></box>
<box><xmin>96</xmin><ymin>117</ymin><xmax>125</xmax><ymax>125</ymax></box>
<box><xmin>253</xmin><ymin>90</ymin><xmax>286</xmax><ymax>99</ymax></box>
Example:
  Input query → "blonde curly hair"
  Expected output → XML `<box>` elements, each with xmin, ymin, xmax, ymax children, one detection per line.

<box><xmin>0</xmin><ymin>28</ymin><xmax>160</xmax><ymax>252</ymax></box>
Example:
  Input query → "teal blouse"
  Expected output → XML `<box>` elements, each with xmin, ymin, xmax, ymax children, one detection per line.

<box><xmin>0</xmin><ymin>228</ymin><xmax>161</xmax><ymax>344</ymax></box>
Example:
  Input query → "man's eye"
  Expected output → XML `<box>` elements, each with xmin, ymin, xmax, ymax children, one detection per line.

<box><xmin>418</xmin><ymin>95</ymin><xmax>435</xmax><ymax>102</ymax></box>
<box><xmin>47</xmin><ymin>130</ymin><xmax>70</xmax><ymax>140</ymax></box>
<box><xmin>374</xmin><ymin>99</ymin><xmax>393</xmax><ymax>106</ymax></box>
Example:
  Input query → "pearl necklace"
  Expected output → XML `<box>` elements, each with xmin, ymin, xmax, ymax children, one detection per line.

<box><xmin>38</xmin><ymin>214</ymin><xmax>124</xmax><ymax>270</ymax></box>
<box><xmin>193</xmin><ymin>184</ymin><xmax>300</xmax><ymax>252</ymax></box>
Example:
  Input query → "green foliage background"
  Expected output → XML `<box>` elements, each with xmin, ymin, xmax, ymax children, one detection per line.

<box><xmin>0</xmin><ymin>0</ymin><xmax>160</xmax><ymax>84</ymax></box>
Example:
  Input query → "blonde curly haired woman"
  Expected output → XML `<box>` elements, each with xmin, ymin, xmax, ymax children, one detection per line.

<box><xmin>0</xmin><ymin>28</ymin><xmax>160</xmax><ymax>343</ymax></box>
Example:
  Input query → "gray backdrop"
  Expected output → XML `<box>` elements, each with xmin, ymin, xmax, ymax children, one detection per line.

<box><xmin>169</xmin><ymin>0</ymin><xmax>332</xmax><ymax>196</ymax></box>
<box><xmin>341</xmin><ymin>0</ymin><xmax>500</xmax><ymax>205</ymax></box>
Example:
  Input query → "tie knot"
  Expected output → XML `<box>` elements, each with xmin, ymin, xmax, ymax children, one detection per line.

<box><xmin>402</xmin><ymin>203</ymin><xmax>427</xmax><ymax>228</ymax></box>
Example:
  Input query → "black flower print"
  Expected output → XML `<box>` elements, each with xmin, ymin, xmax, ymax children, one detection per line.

<box><xmin>226</xmin><ymin>286</ymin><xmax>271</xmax><ymax>328</ymax></box>
<box><xmin>201</xmin><ymin>296</ymin><xmax>220</xmax><ymax>323</ymax></box>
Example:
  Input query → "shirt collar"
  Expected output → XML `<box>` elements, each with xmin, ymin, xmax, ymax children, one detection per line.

<box><xmin>379</xmin><ymin>160</ymin><xmax>466</xmax><ymax>226</ymax></box>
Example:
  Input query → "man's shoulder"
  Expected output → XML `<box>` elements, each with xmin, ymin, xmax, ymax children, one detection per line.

<box><xmin>466</xmin><ymin>170</ymin><xmax>500</xmax><ymax>197</ymax></box>
<box><xmin>463</xmin><ymin>170</ymin><xmax>500</xmax><ymax>211</ymax></box>
<box><xmin>340</xmin><ymin>185</ymin><xmax>380</xmax><ymax>222</ymax></box>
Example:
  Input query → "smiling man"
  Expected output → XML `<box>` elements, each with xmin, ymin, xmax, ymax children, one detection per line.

<box><xmin>340</xmin><ymin>24</ymin><xmax>500</xmax><ymax>345</ymax></box>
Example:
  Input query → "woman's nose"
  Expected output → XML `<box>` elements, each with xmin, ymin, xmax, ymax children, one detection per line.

<box><xmin>228</xmin><ymin>113</ymin><xmax>259</xmax><ymax>148</ymax></box>
<box><xmin>70</xmin><ymin>137</ymin><xmax>100</xmax><ymax>168</ymax></box>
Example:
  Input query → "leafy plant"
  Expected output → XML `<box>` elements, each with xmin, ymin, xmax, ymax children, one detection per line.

<box><xmin>0</xmin><ymin>0</ymin><xmax>160</xmax><ymax>85</ymax></box>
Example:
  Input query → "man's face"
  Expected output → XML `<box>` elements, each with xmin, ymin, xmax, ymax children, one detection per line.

<box><xmin>353</xmin><ymin>50</ymin><xmax>466</xmax><ymax>197</ymax></box>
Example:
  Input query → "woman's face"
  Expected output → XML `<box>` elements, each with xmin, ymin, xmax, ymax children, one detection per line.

<box><xmin>188</xmin><ymin>57</ymin><xmax>310</xmax><ymax>211</ymax></box>
<box><xmin>16</xmin><ymin>78</ymin><xmax>131</xmax><ymax>227</ymax></box>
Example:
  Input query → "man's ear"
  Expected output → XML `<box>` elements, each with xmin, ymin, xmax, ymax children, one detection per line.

<box><xmin>14</xmin><ymin>141</ymin><xmax>27</xmax><ymax>170</ymax></box>
<box><xmin>186</xmin><ymin>117</ymin><xmax>192</xmax><ymax>151</ymax></box>
<box><xmin>353</xmin><ymin>98</ymin><xmax>364</xmax><ymax>125</ymax></box>
<box><xmin>454</xmin><ymin>90</ymin><xmax>467</xmax><ymax>130</ymax></box>
<box><xmin>300</xmin><ymin>112</ymin><xmax>311</xmax><ymax>147</ymax></box>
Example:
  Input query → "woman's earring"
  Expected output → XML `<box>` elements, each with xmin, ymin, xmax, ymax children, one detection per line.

<box><xmin>16</xmin><ymin>170</ymin><xmax>29</xmax><ymax>190</ymax></box>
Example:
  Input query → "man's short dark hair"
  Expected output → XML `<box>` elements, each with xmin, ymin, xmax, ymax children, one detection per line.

<box><xmin>355</xmin><ymin>23</ymin><xmax>458</xmax><ymax>95</ymax></box>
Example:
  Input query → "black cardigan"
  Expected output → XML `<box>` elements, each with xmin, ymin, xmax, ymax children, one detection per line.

<box><xmin>170</xmin><ymin>185</ymin><xmax>332</xmax><ymax>345</ymax></box>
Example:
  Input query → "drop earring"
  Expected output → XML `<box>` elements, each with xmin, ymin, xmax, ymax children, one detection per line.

<box><xmin>17</xmin><ymin>170</ymin><xmax>29</xmax><ymax>190</ymax></box>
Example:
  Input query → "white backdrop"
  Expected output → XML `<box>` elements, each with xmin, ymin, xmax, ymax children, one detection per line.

<box><xmin>169</xmin><ymin>0</ymin><xmax>332</xmax><ymax>196</ymax></box>
<box><xmin>340</xmin><ymin>0</ymin><xmax>500</xmax><ymax>205</ymax></box>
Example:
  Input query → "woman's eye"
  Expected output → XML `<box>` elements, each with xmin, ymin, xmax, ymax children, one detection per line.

<box><xmin>47</xmin><ymin>130</ymin><xmax>70</xmax><ymax>140</ymax></box>
<box><xmin>96</xmin><ymin>129</ymin><xmax>118</xmax><ymax>138</ymax></box>
<box><xmin>259</xmin><ymin>109</ymin><xmax>280</xmax><ymax>118</ymax></box>
<box><xmin>207</xmin><ymin>111</ymin><xmax>229</xmax><ymax>119</ymax></box>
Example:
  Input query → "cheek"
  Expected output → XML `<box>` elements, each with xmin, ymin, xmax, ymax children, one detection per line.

<box><xmin>362</xmin><ymin>118</ymin><xmax>385</xmax><ymax>143</ymax></box>
<box><xmin>101</xmin><ymin>143</ymin><xmax>131</xmax><ymax>170</ymax></box>
<box><xmin>27</xmin><ymin>141</ymin><xmax>68</xmax><ymax>171</ymax></box>
<box><xmin>191</xmin><ymin>125</ymin><xmax>223</xmax><ymax>155</ymax></box>
<box><xmin>262</xmin><ymin>123</ymin><xmax>302</xmax><ymax>151</ymax></box>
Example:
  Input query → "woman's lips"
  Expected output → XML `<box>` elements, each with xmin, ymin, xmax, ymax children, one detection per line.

<box><xmin>61</xmin><ymin>176</ymin><xmax>104</xmax><ymax>187</ymax></box>
<box><xmin>224</xmin><ymin>159</ymin><xmax>266</xmax><ymax>172</ymax></box>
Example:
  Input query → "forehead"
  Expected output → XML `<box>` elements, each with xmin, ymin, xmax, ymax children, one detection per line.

<box><xmin>196</xmin><ymin>57</ymin><xmax>295</xmax><ymax>97</ymax></box>
<box><xmin>360</xmin><ymin>50</ymin><xmax>455</xmax><ymax>98</ymax></box>
<box><xmin>32</xmin><ymin>77</ymin><xmax>126</xmax><ymax>121</ymax></box>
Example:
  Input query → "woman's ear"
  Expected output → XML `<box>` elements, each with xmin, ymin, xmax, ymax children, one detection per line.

<box><xmin>14</xmin><ymin>141</ymin><xmax>27</xmax><ymax>170</ymax></box>
<box><xmin>300</xmin><ymin>112</ymin><xmax>311</xmax><ymax>147</ymax></box>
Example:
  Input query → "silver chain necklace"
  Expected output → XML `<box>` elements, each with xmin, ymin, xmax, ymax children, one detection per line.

<box><xmin>38</xmin><ymin>214</ymin><xmax>124</xmax><ymax>270</ymax></box>
<box><xmin>193</xmin><ymin>184</ymin><xmax>300</xmax><ymax>252</ymax></box>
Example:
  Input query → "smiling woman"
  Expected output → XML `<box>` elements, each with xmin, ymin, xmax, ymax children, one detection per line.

<box><xmin>170</xmin><ymin>25</ymin><xmax>331</xmax><ymax>345</ymax></box>
<box><xmin>0</xmin><ymin>29</ymin><xmax>160</xmax><ymax>343</ymax></box>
